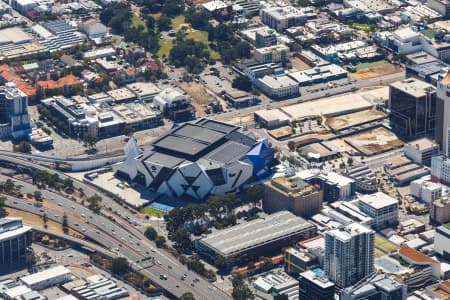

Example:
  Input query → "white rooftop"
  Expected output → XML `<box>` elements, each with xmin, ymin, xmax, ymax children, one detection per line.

<box><xmin>4</xmin><ymin>285</ymin><xmax>32</xmax><ymax>298</ymax></box>
<box><xmin>394</xmin><ymin>27</ymin><xmax>420</xmax><ymax>41</ymax></box>
<box><xmin>21</xmin><ymin>266</ymin><xmax>71</xmax><ymax>287</ymax></box>
<box><xmin>0</xmin><ymin>27</ymin><xmax>33</xmax><ymax>44</ymax></box>
<box><xmin>359</xmin><ymin>192</ymin><xmax>398</xmax><ymax>209</ymax></box>
<box><xmin>297</xmin><ymin>169</ymin><xmax>354</xmax><ymax>187</ymax></box>
<box><xmin>327</xmin><ymin>223</ymin><xmax>373</xmax><ymax>242</ymax></box>
<box><xmin>202</xmin><ymin>0</ymin><xmax>228</xmax><ymax>11</ymax></box>
<box><xmin>300</xmin><ymin>270</ymin><xmax>334</xmax><ymax>288</ymax></box>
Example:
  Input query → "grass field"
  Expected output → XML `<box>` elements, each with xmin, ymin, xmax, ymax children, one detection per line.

<box><xmin>187</xmin><ymin>30</ymin><xmax>220</xmax><ymax>60</ymax></box>
<box><xmin>157</xmin><ymin>39</ymin><xmax>173</xmax><ymax>57</ymax></box>
<box><xmin>375</xmin><ymin>248</ymin><xmax>386</xmax><ymax>258</ymax></box>
<box><xmin>352</xmin><ymin>23</ymin><xmax>371</xmax><ymax>31</ymax></box>
<box><xmin>355</xmin><ymin>60</ymin><xmax>387</xmax><ymax>71</ymax></box>
<box><xmin>421</xmin><ymin>29</ymin><xmax>436</xmax><ymax>39</ymax></box>
<box><xmin>375</xmin><ymin>235</ymin><xmax>398</xmax><ymax>253</ymax></box>
<box><xmin>157</xmin><ymin>30</ymin><xmax>220</xmax><ymax>59</ymax></box>
<box><xmin>150</xmin><ymin>13</ymin><xmax>161</xmax><ymax>20</ymax></box>
<box><xmin>171</xmin><ymin>15</ymin><xmax>189</xmax><ymax>30</ymax></box>
<box><xmin>141</xmin><ymin>206</ymin><xmax>165</xmax><ymax>218</ymax></box>
<box><xmin>131</xmin><ymin>14</ymin><xmax>147</xmax><ymax>32</ymax></box>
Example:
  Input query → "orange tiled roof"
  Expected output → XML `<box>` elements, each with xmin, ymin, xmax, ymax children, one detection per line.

<box><xmin>57</xmin><ymin>74</ymin><xmax>80</xmax><ymax>86</ymax></box>
<box><xmin>37</xmin><ymin>74</ymin><xmax>81</xmax><ymax>90</ymax></box>
<box><xmin>0</xmin><ymin>64</ymin><xmax>10</xmax><ymax>72</ymax></box>
<box><xmin>37</xmin><ymin>80</ymin><xmax>58</xmax><ymax>89</ymax></box>
<box><xmin>0</xmin><ymin>69</ymin><xmax>18</xmax><ymax>81</ymax></box>
<box><xmin>125</xmin><ymin>68</ymin><xmax>136</xmax><ymax>76</ymax></box>
<box><xmin>15</xmin><ymin>81</ymin><xmax>36</xmax><ymax>97</ymax></box>
<box><xmin>399</xmin><ymin>246</ymin><xmax>438</xmax><ymax>264</ymax></box>
<box><xmin>441</xmin><ymin>72</ymin><xmax>450</xmax><ymax>85</ymax></box>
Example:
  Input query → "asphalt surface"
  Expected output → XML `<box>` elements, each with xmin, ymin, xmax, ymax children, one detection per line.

<box><xmin>0</xmin><ymin>157</ymin><xmax>230</xmax><ymax>300</ymax></box>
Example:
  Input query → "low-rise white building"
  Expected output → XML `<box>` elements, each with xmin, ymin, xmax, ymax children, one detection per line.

<box><xmin>434</xmin><ymin>225</ymin><xmax>450</xmax><ymax>258</ymax></box>
<box><xmin>297</xmin><ymin>169</ymin><xmax>355</xmax><ymax>201</ymax></box>
<box><xmin>255</xmin><ymin>75</ymin><xmax>299</xmax><ymax>99</ymax></box>
<box><xmin>288</xmin><ymin>64</ymin><xmax>347</xmax><ymax>86</ymax></box>
<box><xmin>374</xmin><ymin>27</ymin><xmax>424</xmax><ymax>55</ymax></box>
<box><xmin>431</xmin><ymin>155</ymin><xmax>450</xmax><ymax>185</ymax></box>
<box><xmin>126</xmin><ymin>82</ymin><xmax>160</xmax><ymax>102</ymax></box>
<box><xmin>410</xmin><ymin>178</ymin><xmax>443</xmax><ymax>203</ymax></box>
<box><xmin>21</xmin><ymin>266</ymin><xmax>72</xmax><ymax>290</ymax></box>
<box><xmin>358</xmin><ymin>192</ymin><xmax>399</xmax><ymax>230</ymax></box>
<box><xmin>404</xmin><ymin>138</ymin><xmax>439</xmax><ymax>166</ymax></box>
<box><xmin>254</xmin><ymin>44</ymin><xmax>289</xmax><ymax>64</ymax></box>
<box><xmin>261</xmin><ymin>6</ymin><xmax>315</xmax><ymax>31</ymax></box>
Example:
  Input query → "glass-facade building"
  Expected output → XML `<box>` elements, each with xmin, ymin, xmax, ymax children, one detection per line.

<box><xmin>389</xmin><ymin>79</ymin><xmax>436</xmax><ymax>139</ymax></box>
<box><xmin>0</xmin><ymin>218</ymin><xmax>32</xmax><ymax>266</ymax></box>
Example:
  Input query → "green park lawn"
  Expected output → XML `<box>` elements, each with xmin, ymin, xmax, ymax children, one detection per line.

<box><xmin>157</xmin><ymin>30</ymin><xmax>220</xmax><ymax>60</ymax></box>
<box><xmin>355</xmin><ymin>60</ymin><xmax>387</xmax><ymax>71</ymax></box>
<box><xmin>130</xmin><ymin>14</ymin><xmax>147</xmax><ymax>32</ymax></box>
<box><xmin>141</xmin><ymin>206</ymin><xmax>165</xmax><ymax>218</ymax></box>
<box><xmin>157</xmin><ymin>39</ymin><xmax>173</xmax><ymax>58</ymax></box>
<box><xmin>187</xmin><ymin>30</ymin><xmax>220</xmax><ymax>60</ymax></box>
<box><xmin>352</xmin><ymin>23</ymin><xmax>371</xmax><ymax>31</ymax></box>
<box><xmin>171</xmin><ymin>15</ymin><xmax>188</xmax><ymax>30</ymax></box>
<box><xmin>421</xmin><ymin>29</ymin><xmax>436</xmax><ymax>39</ymax></box>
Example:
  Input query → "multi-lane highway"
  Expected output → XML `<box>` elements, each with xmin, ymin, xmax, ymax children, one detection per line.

<box><xmin>0</xmin><ymin>158</ymin><xmax>230</xmax><ymax>299</ymax></box>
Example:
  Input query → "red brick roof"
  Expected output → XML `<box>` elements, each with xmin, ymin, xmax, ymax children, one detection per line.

<box><xmin>399</xmin><ymin>246</ymin><xmax>438</xmax><ymax>264</ymax></box>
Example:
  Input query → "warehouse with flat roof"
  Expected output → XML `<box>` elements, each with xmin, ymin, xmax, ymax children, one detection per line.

<box><xmin>21</xmin><ymin>265</ymin><xmax>72</xmax><ymax>290</ymax></box>
<box><xmin>195</xmin><ymin>211</ymin><xmax>317</xmax><ymax>265</ymax></box>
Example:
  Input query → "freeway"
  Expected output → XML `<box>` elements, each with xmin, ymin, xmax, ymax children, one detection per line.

<box><xmin>0</xmin><ymin>159</ymin><xmax>230</xmax><ymax>299</ymax></box>
<box><xmin>215</xmin><ymin>72</ymin><xmax>405</xmax><ymax>121</ymax></box>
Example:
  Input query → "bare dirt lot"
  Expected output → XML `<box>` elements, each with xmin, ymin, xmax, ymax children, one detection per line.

<box><xmin>326</xmin><ymin>109</ymin><xmax>387</xmax><ymax>131</ymax></box>
<box><xmin>178</xmin><ymin>82</ymin><xmax>212</xmax><ymax>105</ymax></box>
<box><xmin>323</xmin><ymin>138</ymin><xmax>359</xmax><ymax>155</ymax></box>
<box><xmin>353</xmin><ymin>62</ymin><xmax>402</xmax><ymax>80</ymax></box>
<box><xmin>6</xmin><ymin>207</ymin><xmax>82</xmax><ymax>237</ymax></box>
<box><xmin>344</xmin><ymin>126</ymin><xmax>404</xmax><ymax>155</ymax></box>
<box><xmin>268</xmin><ymin>126</ymin><xmax>293</xmax><ymax>139</ymax></box>
<box><xmin>290</xmin><ymin>57</ymin><xmax>312</xmax><ymax>71</ymax></box>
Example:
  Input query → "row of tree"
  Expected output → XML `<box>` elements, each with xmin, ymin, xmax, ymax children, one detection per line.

<box><xmin>166</xmin><ymin>186</ymin><xmax>263</xmax><ymax>234</ymax></box>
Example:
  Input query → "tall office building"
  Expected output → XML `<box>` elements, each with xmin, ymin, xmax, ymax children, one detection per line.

<box><xmin>324</xmin><ymin>223</ymin><xmax>375</xmax><ymax>288</ymax></box>
<box><xmin>0</xmin><ymin>217</ymin><xmax>32</xmax><ymax>267</ymax></box>
<box><xmin>0</xmin><ymin>83</ymin><xmax>31</xmax><ymax>139</ymax></box>
<box><xmin>389</xmin><ymin>78</ymin><xmax>436</xmax><ymax>139</ymax></box>
<box><xmin>436</xmin><ymin>70</ymin><xmax>450</xmax><ymax>156</ymax></box>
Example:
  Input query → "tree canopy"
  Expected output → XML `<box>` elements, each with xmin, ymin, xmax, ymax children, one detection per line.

<box><xmin>100</xmin><ymin>2</ymin><xmax>132</xmax><ymax>34</ymax></box>
<box><xmin>232</xmin><ymin>76</ymin><xmax>252</xmax><ymax>92</ymax></box>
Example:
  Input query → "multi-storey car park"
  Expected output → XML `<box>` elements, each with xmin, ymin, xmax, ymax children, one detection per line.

<box><xmin>194</xmin><ymin>211</ymin><xmax>317</xmax><ymax>265</ymax></box>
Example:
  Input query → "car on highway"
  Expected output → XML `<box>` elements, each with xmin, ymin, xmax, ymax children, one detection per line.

<box><xmin>160</xmin><ymin>274</ymin><xmax>167</xmax><ymax>280</ymax></box>
<box><xmin>157</xmin><ymin>260</ymin><xmax>162</xmax><ymax>265</ymax></box>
